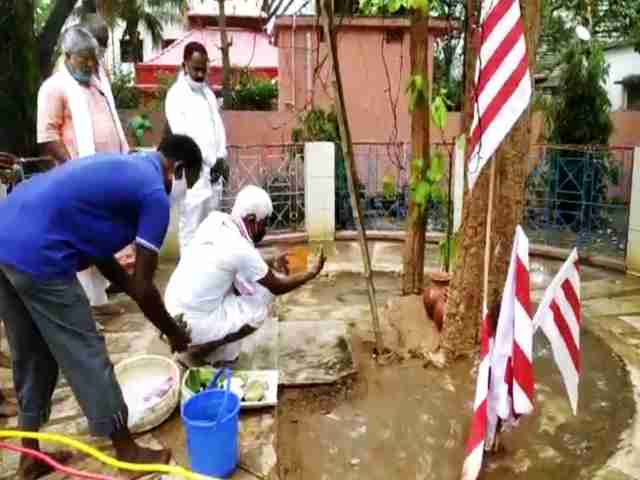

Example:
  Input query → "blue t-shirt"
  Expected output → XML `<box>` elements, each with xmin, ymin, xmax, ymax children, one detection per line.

<box><xmin>0</xmin><ymin>152</ymin><xmax>170</xmax><ymax>281</ymax></box>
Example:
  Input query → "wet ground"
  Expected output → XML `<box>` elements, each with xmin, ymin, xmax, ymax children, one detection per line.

<box><xmin>1</xmin><ymin>240</ymin><xmax>640</xmax><ymax>480</ymax></box>
<box><xmin>277</xmin><ymin>271</ymin><xmax>633</xmax><ymax>480</ymax></box>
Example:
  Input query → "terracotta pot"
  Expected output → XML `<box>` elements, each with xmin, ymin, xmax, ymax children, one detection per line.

<box><xmin>423</xmin><ymin>271</ymin><xmax>451</xmax><ymax>331</ymax></box>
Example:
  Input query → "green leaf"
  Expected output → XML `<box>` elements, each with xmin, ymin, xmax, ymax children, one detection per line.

<box><xmin>431</xmin><ymin>95</ymin><xmax>449</xmax><ymax>131</ymax></box>
<box><xmin>388</xmin><ymin>0</ymin><xmax>404</xmax><ymax>13</ymax></box>
<box><xmin>412</xmin><ymin>157</ymin><xmax>424</xmax><ymax>172</ymax></box>
<box><xmin>410</xmin><ymin>0</ymin><xmax>429</xmax><ymax>14</ymax></box>
<box><xmin>426</xmin><ymin>153</ymin><xmax>444</xmax><ymax>183</ymax></box>
<box><xmin>406</xmin><ymin>74</ymin><xmax>428</xmax><ymax>113</ymax></box>
<box><xmin>412</xmin><ymin>181</ymin><xmax>430</xmax><ymax>206</ymax></box>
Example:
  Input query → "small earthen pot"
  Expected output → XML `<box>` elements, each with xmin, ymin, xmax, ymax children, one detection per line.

<box><xmin>423</xmin><ymin>271</ymin><xmax>451</xmax><ymax>331</ymax></box>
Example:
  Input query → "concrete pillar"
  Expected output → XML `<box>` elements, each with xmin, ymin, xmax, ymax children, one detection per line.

<box><xmin>627</xmin><ymin>147</ymin><xmax>640</xmax><ymax>275</ymax></box>
<box><xmin>304</xmin><ymin>142</ymin><xmax>335</xmax><ymax>241</ymax></box>
<box><xmin>452</xmin><ymin>135</ymin><xmax>466</xmax><ymax>232</ymax></box>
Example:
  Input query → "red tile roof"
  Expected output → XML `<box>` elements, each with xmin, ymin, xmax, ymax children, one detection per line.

<box><xmin>144</xmin><ymin>27</ymin><xmax>278</xmax><ymax>70</ymax></box>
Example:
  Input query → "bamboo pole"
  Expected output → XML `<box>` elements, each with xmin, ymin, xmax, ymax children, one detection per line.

<box><xmin>320</xmin><ymin>0</ymin><xmax>385</xmax><ymax>355</ymax></box>
<box><xmin>481</xmin><ymin>157</ymin><xmax>496</xmax><ymax>324</ymax></box>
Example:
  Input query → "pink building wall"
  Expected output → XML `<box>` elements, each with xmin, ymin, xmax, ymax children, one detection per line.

<box><xmin>274</xmin><ymin>16</ymin><xmax>457</xmax><ymax>144</ymax></box>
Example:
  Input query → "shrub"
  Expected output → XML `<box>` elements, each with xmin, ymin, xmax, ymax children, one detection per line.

<box><xmin>111</xmin><ymin>68</ymin><xmax>141</xmax><ymax>109</ymax></box>
<box><xmin>230</xmin><ymin>70</ymin><xmax>278</xmax><ymax>111</ymax></box>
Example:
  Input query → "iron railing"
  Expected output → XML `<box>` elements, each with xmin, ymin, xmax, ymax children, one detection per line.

<box><xmin>220</xmin><ymin>144</ymin><xmax>305</xmax><ymax>233</ymax></box>
<box><xmin>524</xmin><ymin>145</ymin><xmax>634</xmax><ymax>259</ymax></box>
<box><xmin>336</xmin><ymin>142</ymin><xmax>454</xmax><ymax>232</ymax></box>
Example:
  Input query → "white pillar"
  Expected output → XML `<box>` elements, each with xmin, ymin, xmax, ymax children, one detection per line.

<box><xmin>452</xmin><ymin>135</ymin><xmax>466</xmax><ymax>232</ymax></box>
<box><xmin>627</xmin><ymin>147</ymin><xmax>640</xmax><ymax>275</ymax></box>
<box><xmin>304</xmin><ymin>142</ymin><xmax>336</xmax><ymax>241</ymax></box>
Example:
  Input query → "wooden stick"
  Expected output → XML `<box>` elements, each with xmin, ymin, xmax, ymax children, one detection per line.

<box><xmin>320</xmin><ymin>0</ymin><xmax>385</xmax><ymax>355</ymax></box>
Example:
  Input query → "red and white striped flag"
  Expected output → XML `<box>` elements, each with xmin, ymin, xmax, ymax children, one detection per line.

<box><xmin>486</xmin><ymin>225</ymin><xmax>533</xmax><ymax>443</ymax></box>
<box><xmin>467</xmin><ymin>0</ymin><xmax>533</xmax><ymax>191</ymax></box>
<box><xmin>461</xmin><ymin>303</ymin><xmax>496</xmax><ymax>480</ymax></box>
<box><xmin>462</xmin><ymin>226</ymin><xmax>533</xmax><ymax>480</ymax></box>
<box><xmin>533</xmin><ymin>249</ymin><xmax>581</xmax><ymax>414</ymax></box>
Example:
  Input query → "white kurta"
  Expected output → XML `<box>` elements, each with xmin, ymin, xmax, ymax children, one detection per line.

<box><xmin>164</xmin><ymin>212</ymin><xmax>273</xmax><ymax>362</ymax></box>
<box><xmin>165</xmin><ymin>73</ymin><xmax>227</xmax><ymax>252</ymax></box>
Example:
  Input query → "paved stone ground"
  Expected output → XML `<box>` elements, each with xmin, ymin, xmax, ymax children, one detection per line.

<box><xmin>1</xmin><ymin>240</ymin><xmax>640</xmax><ymax>479</ymax></box>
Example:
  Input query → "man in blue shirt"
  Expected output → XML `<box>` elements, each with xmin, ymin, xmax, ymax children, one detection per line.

<box><xmin>0</xmin><ymin>134</ymin><xmax>201</xmax><ymax>479</ymax></box>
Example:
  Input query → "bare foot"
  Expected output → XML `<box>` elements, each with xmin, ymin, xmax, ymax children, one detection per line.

<box><xmin>116</xmin><ymin>444</ymin><xmax>172</xmax><ymax>465</ymax></box>
<box><xmin>91</xmin><ymin>304</ymin><xmax>125</xmax><ymax>317</ymax></box>
<box><xmin>0</xmin><ymin>397</ymin><xmax>18</xmax><ymax>417</ymax></box>
<box><xmin>19</xmin><ymin>451</ymin><xmax>73</xmax><ymax>480</ymax></box>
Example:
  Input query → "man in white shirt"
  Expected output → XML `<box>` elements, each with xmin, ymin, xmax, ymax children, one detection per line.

<box><xmin>165</xmin><ymin>41</ymin><xmax>228</xmax><ymax>253</ymax></box>
<box><xmin>165</xmin><ymin>186</ymin><xmax>326</xmax><ymax>364</ymax></box>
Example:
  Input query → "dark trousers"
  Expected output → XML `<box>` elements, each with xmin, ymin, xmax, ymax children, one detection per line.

<box><xmin>0</xmin><ymin>264</ymin><xmax>127</xmax><ymax>437</ymax></box>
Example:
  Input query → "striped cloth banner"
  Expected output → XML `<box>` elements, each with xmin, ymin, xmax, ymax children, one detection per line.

<box><xmin>462</xmin><ymin>226</ymin><xmax>533</xmax><ymax>480</ymax></box>
<box><xmin>467</xmin><ymin>0</ymin><xmax>532</xmax><ymax>191</ymax></box>
<box><xmin>486</xmin><ymin>225</ymin><xmax>533</xmax><ymax>443</ymax></box>
<box><xmin>461</xmin><ymin>302</ymin><xmax>496</xmax><ymax>480</ymax></box>
<box><xmin>533</xmin><ymin>248</ymin><xmax>581</xmax><ymax>414</ymax></box>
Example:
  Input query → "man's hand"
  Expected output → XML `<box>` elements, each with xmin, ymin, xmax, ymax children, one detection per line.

<box><xmin>310</xmin><ymin>247</ymin><xmax>326</xmax><ymax>277</ymax></box>
<box><xmin>166</xmin><ymin>314</ymin><xmax>191</xmax><ymax>353</ymax></box>
<box><xmin>272</xmin><ymin>252</ymin><xmax>290</xmax><ymax>275</ymax></box>
<box><xmin>0</xmin><ymin>152</ymin><xmax>18</xmax><ymax>169</ymax></box>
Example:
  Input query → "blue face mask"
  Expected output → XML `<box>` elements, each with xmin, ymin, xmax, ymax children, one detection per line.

<box><xmin>67</xmin><ymin>64</ymin><xmax>92</xmax><ymax>85</ymax></box>
<box><xmin>71</xmin><ymin>69</ymin><xmax>92</xmax><ymax>85</ymax></box>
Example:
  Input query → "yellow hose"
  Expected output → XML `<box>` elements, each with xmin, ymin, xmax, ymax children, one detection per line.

<box><xmin>0</xmin><ymin>430</ymin><xmax>218</xmax><ymax>480</ymax></box>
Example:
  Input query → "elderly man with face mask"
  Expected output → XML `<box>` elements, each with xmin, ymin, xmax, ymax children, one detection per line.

<box><xmin>165</xmin><ymin>41</ymin><xmax>228</xmax><ymax>253</ymax></box>
<box><xmin>164</xmin><ymin>186</ymin><xmax>326</xmax><ymax>365</ymax></box>
<box><xmin>37</xmin><ymin>25</ymin><xmax>130</xmax><ymax>317</ymax></box>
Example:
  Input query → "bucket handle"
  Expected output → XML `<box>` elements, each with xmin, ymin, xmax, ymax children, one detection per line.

<box><xmin>207</xmin><ymin>368</ymin><xmax>232</xmax><ymax>425</ymax></box>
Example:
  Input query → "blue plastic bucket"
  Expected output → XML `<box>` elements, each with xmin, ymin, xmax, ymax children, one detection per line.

<box><xmin>181</xmin><ymin>369</ymin><xmax>240</xmax><ymax>478</ymax></box>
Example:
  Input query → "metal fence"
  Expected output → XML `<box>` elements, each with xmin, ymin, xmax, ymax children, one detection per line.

<box><xmin>524</xmin><ymin>145</ymin><xmax>634</xmax><ymax>259</ymax></box>
<box><xmin>335</xmin><ymin>142</ymin><xmax>454</xmax><ymax>232</ymax></box>
<box><xmin>221</xmin><ymin>144</ymin><xmax>305</xmax><ymax>233</ymax></box>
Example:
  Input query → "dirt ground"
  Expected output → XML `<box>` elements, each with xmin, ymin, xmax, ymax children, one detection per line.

<box><xmin>275</xmin><ymin>269</ymin><xmax>635</xmax><ymax>480</ymax></box>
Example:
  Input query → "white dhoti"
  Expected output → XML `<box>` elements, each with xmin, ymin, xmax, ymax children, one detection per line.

<box><xmin>77</xmin><ymin>266</ymin><xmax>109</xmax><ymax>306</ymax></box>
<box><xmin>177</xmin><ymin>175</ymin><xmax>223</xmax><ymax>253</ymax></box>
<box><xmin>167</xmin><ymin>284</ymin><xmax>273</xmax><ymax>363</ymax></box>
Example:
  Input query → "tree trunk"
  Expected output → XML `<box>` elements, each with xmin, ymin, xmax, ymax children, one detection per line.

<box><xmin>401</xmin><ymin>15</ymin><xmax>431</xmax><ymax>295</ymax></box>
<box><xmin>216</xmin><ymin>0</ymin><xmax>233</xmax><ymax>109</ymax></box>
<box><xmin>440</xmin><ymin>0</ymin><xmax>542</xmax><ymax>360</ymax></box>
<box><xmin>0</xmin><ymin>0</ymin><xmax>77</xmax><ymax>155</ymax></box>
<box><xmin>38</xmin><ymin>0</ymin><xmax>77</xmax><ymax>78</ymax></box>
<box><xmin>0</xmin><ymin>0</ymin><xmax>39</xmax><ymax>155</ymax></box>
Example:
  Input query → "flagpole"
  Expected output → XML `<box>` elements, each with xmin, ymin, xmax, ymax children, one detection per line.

<box><xmin>482</xmin><ymin>156</ymin><xmax>496</xmax><ymax>326</ymax></box>
<box><xmin>483</xmin><ymin>156</ymin><xmax>499</xmax><ymax>453</ymax></box>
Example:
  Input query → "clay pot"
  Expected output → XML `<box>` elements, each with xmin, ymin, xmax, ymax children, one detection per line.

<box><xmin>423</xmin><ymin>271</ymin><xmax>451</xmax><ymax>331</ymax></box>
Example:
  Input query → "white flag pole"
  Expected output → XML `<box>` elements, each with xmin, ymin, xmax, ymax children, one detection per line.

<box><xmin>482</xmin><ymin>157</ymin><xmax>496</xmax><ymax>322</ymax></box>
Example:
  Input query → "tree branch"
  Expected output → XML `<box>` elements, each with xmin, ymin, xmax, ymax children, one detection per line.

<box><xmin>37</xmin><ymin>0</ymin><xmax>77</xmax><ymax>78</ymax></box>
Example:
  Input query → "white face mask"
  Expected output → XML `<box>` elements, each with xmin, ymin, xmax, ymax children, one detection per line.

<box><xmin>170</xmin><ymin>176</ymin><xmax>187</xmax><ymax>204</ymax></box>
<box><xmin>186</xmin><ymin>75</ymin><xmax>206</xmax><ymax>92</ymax></box>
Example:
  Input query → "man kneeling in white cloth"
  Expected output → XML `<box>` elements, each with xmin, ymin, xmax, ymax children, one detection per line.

<box><xmin>164</xmin><ymin>185</ymin><xmax>326</xmax><ymax>364</ymax></box>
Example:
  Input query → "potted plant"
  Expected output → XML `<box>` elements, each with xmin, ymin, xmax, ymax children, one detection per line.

<box><xmin>423</xmin><ymin>233</ymin><xmax>457</xmax><ymax>330</ymax></box>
